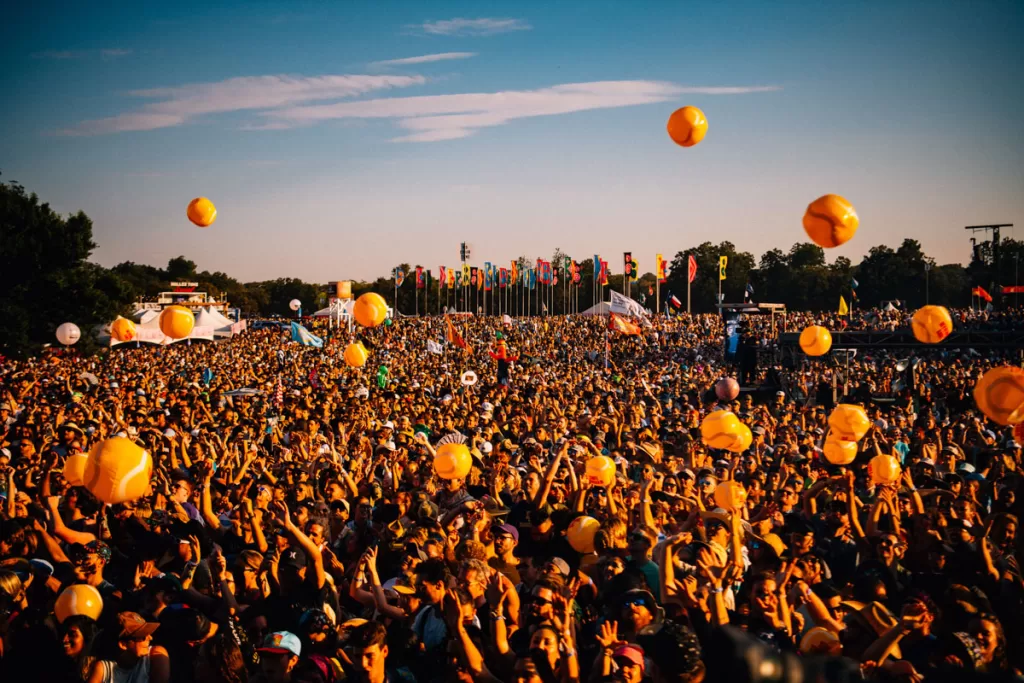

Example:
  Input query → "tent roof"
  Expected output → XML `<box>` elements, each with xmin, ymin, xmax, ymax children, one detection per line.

<box><xmin>579</xmin><ymin>301</ymin><xmax>612</xmax><ymax>316</ymax></box>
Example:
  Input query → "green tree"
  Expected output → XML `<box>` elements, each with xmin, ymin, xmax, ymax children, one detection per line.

<box><xmin>0</xmin><ymin>181</ymin><xmax>132</xmax><ymax>357</ymax></box>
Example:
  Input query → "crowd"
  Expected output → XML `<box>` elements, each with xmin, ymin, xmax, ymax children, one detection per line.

<box><xmin>0</xmin><ymin>307</ymin><xmax>1021</xmax><ymax>683</ymax></box>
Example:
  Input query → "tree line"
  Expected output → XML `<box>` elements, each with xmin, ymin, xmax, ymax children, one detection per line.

<box><xmin>1</xmin><ymin>179</ymin><xmax>1017</xmax><ymax>357</ymax></box>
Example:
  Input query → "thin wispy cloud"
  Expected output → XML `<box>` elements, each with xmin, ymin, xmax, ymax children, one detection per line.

<box><xmin>33</xmin><ymin>48</ymin><xmax>132</xmax><ymax>60</ymax></box>
<box><xmin>32</xmin><ymin>50</ymin><xmax>86</xmax><ymax>60</ymax></box>
<box><xmin>262</xmin><ymin>82</ymin><xmax>781</xmax><ymax>143</ymax></box>
<box><xmin>370</xmin><ymin>52</ymin><xmax>477</xmax><ymax>67</ymax></box>
<box><xmin>100</xmin><ymin>48</ymin><xmax>133</xmax><ymax>59</ymax></box>
<box><xmin>410</xmin><ymin>17</ymin><xmax>532</xmax><ymax>36</ymax></box>
<box><xmin>59</xmin><ymin>73</ymin><xmax>426</xmax><ymax>135</ymax></box>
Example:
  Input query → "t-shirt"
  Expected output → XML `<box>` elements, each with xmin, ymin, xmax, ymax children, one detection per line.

<box><xmin>488</xmin><ymin>557</ymin><xmax>521</xmax><ymax>585</ymax></box>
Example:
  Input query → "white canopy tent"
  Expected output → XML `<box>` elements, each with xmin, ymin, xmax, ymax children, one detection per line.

<box><xmin>579</xmin><ymin>301</ymin><xmax>613</xmax><ymax>316</ymax></box>
<box><xmin>108</xmin><ymin>310</ymin><xmax>215</xmax><ymax>347</ymax></box>
<box><xmin>195</xmin><ymin>307</ymin><xmax>247</xmax><ymax>338</ymax></box>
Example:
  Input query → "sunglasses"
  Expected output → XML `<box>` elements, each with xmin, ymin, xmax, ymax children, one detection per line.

<box><xmin>623</xmin><ymin>598</ymin><xmax>648</xmax><ymax>608</ymax></box>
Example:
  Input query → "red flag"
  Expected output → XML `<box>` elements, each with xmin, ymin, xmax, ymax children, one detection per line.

<box><xmin>599</xmin><ymin>260</ymin><xmax>609</xmax><ymax>285</ymax></box>
<box><xmin>1001</xmin><ymin>285</ymin><xmax>1024</xmax><ymax>294</ymax></box>
<box><xmin>609</xmin><ymin>312</ymin><xmax>642</xmax><ymax>336</ymax></box>
<box><xmin>445</xmin><ymin>316</ymin><xmax>467</xmax><ymax>348</ymax></box>
<box><xmin>416</xmin><ymin>267</ymin><xmax>425</xmax><ymax>289</ymax></box>
<box><xmin>687</xmin><ymin>255</ymin><xmax>698</xmax><ymax>283</ymax></box>
<box><xmin>973</xmin><ymin>286</ymin><xmax>992</xmax><ymax>302</ymax></box>
<box><xmin>438</xmin><ymin>267</ymin><xmax>447</xmax><ymax>287</ymax></box>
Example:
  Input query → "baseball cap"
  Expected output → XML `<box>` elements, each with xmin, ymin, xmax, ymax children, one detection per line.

<box><xmin>547</xmin><ymin>557</ymin><xmax>570</xmax><ymax>576</ymax></box>
<box><xmin>492</xmin><ymin>523</ymin><xmax>519</xmax><ymax>543</ymax></box>
<box><xmin>258</xmin><ymin>631</ymin><xmax>302</xmax><ymax>657</ymax></box>
<box><xmin>281</xmin><ymin>546</ymin><xmax>307</xmax><ymax>569</ymax></box>
<box><xmin>612</xmin><ymin>644</ymin><xmax>645</xmax><ymax>671</ymax></box>
<box><xmin>117</xmin><ymin>611</ymin><xmax>161</xmax><ymax>641</ymax></box>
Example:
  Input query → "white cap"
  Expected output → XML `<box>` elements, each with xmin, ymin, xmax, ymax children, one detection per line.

<box><xmin>481</xmin><ymin>442</ymin><xmax>493</xmax><ymax>454</ymax></box>
<box><xmin>383</xmin><ymin>421</ymin><xmax>395</xmax><ymax>430</ymax></box>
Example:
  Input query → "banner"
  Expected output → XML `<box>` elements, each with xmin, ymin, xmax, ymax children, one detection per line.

<box><xmin>1001</xmin><ymin>285</ymin><xmax>1024</xmax><ymax>294</ymax></box>
<box><xmin>462</xmin><ymin>263</ymin><xmax>470</xmax><ymax>282</ymax></box>
<box><xmin>290</xmin><ymin>322</ymin><xmax>323</xmax><ymax>348</ymax></box>
<box><xmin>470</xmin><ymin>267</ymin><xmax>478</xmax><ymax>287</ymax></box>
<box><xmin>415</xmin><ymin>267</ymin><xmax>424</xmax><ymax>289</ymax></box>
<box><xmin>656</xmin><ymin>254</ymin><xmax>667</xmax><ymax>283</ymax></box>
<box><xmin>438</xmin><ymin>267</ymin><xmax>447</xmax><ymax>288</ymax></box>
<box><xmin>484</xmin><ymin>262</ymin><xmax>492</xmax><ymax>291</ymax></box>
<box><xmin>688</xmin><ymin>255</ymin><xmax>698</xmax><ymax>283</ymax></box>
<box><xmin>609</xmin><ymin>312</ymin><xmax>642</xmax><ymax>336</ymax></box>
<box><xmin>838</xmin><ymin>296</ymin><xmax>849</xmax><ymax>315</ymax></box>
<box><xmin>719</xmin><ymin>256</ymin><xmax>728</xmax><ymax>281</ymax></box>
<box><xmin>394</xmin><ymin>268</ymin><xmax>405</xmax><ymax>287</ymax></box>
<box><xmin>445</xmin><ymin>316</ymin><xmax>467</xmax><ymax>348</ymax></box>
<box><xmin>609</xmin><ymin>290</ymin><xmax>647</xmax><ymax>317</ymax></box>
<box><xmin>624</xmin><ymin>252</ymin><xmax>633</xmax><ymax>279</ymax></box>
<box><xmin>448</xmin><ymin>268</ymin><xmax>455</xmax><ymax>289</ymax></box>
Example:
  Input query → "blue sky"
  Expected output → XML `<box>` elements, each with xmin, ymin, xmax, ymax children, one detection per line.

<box><xmin>2</xmin><ymin>0</ymin><xmax>1022</xmax><ymax>283</ymax></box>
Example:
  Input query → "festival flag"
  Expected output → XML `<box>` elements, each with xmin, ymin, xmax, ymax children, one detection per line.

<box><xmin>745</xmin><ymin>283</ymin><xmax>754</xmax><ymax>302</ymax></box>
<box><xmin>470</xmin><ymin>267</ymin><xmax>478</xmax><ymax>288</ymax></box>
<box><xmin>553</xmin><ymin>267</ymin><xmax>559</xmax><ymax>286</ymax></box>
<box><xmin>484</xmin><ymin>262</ymin><xmax>493</xmax><ymax>291</ymax></box>
<box><xmin>669</xmin><ymin>294</ymin><xmax>682</xmax><ymax>309</ymax></box>
<box><xmin>454</xmin><ymin>271</ymin><xmax>462</xmax><ymax>287</ymax></box>
<box><xmin>478</xmin><ymin>266</ymin><xmax>485</xmax><ymax>290</ymax></box>
<box><xmin>510</xmin><ymin>260</ymin><xmax>519</xmax><ymax>284</ymax></box>
<box><xmin>445</xmin><ymin>316</ymin><xmax>467</xmax><ymax>348</ymax></box>
<box><xmin>838</xmin><ymin>296</ymin><xmax>849</xmax><ymax>315</ymax></box>
<box><xmin>529</xmin><ymin>268</ymin><xmax>537</xmax><ymax>289</ymax></box>
<box><xmin>572</xmin><ymin>261</ymin><xmax>581</xmax><ymax>284</ymax></box>
<box><xmin>624</xmin><ymin>252</ymin><xmax>633</xmax><ymax>279</ymax></box>
<box><xmin>609</xmin><ymin>312</ymin><xmax>642</xmax><ymax>336</ymax></box>
<box><xmin>629</xmin><ymin>257</ymin><xmax>639</xmax><ymax>282</ymax></box>
<box><xmin>438</xmin><ymin>267</ymin><xmax>447</xmax><ymax>288</ymax></box>
<box><xmin>394</xmin><ymin>268</ymin><xmax>406</xmax><ymax>287</ymax></box>
<box><xmin>415</xmin><ymin>267</ymin><xmax>424</xmax><ymax>289</ymax></box>
<box><xmin>599</xmin><ymin>260</ymin><xmax>609</xmax><ymax>285</ymax></box>
<box><xmin>426</xmin><ymin>339</ymin><xmax>443</xmax><ymax>355</ymax></box>
<box><xmin>447</xmin><ymin>268</ymin><xmax>455</xmax><ymax>289</ymax></box>
<box><xmin>656</xmin><ymin>254</ymin><xmax>668</xmax><ymax>283</ymax></box>
<box><xmin>462</xmin><ymin>263</ymin><xmax>470</xmax><ymax>282</ymax></box>
<box><xmin>719</xmin><ymin>256</ymin><xmax>728</xmax><ymax>281</ymax></box>
<box><xmin>290</xmin><ymin>322</ymin><xmax>324</xmax><ymax>348</ymax></box>
<box><xmin>687</xmin><ymin>255</ymin><xmax>698</xmax><ymax>283</ymax></box>
<box><xmin>973</xmin><ymin>286</ymin><xmax>993</xmax><ymax>302</ymax></box>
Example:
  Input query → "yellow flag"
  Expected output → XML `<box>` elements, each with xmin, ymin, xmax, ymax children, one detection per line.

<box><xmin>719</xmin><ymin>256</ymin><xmax>728</xmax><ymax>281</ymax></box>
<box><xmin>838</xmin><ymin>296</ymin><xmax>849</xmax><ymax>315</ymax></box>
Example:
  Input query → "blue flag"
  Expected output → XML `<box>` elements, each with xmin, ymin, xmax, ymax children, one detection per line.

<box><xmin>290</xmin><ymin>322</ymin><xmax>323</xmax><ymax>348</ymax></box>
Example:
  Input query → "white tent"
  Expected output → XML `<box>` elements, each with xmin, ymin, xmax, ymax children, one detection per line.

<box><xmin>579</xmin><ymin>301</ymin><xmax>613</xmax><ymax>316</ymax></box>
<box><xmin>110</xmin><ymin>309</ymin><xmax>215</xmax><ymax>346</ymax></box>
<box><xmin>195</xmin><ymin>307</ymin><xmax>246</xmax><ymax>338</ymax></box>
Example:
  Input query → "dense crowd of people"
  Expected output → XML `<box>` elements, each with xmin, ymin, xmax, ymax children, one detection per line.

<box><xmin>0</xmin><ymin>307</ymin><xmax>1021</xmax><ymax>683</ymax></box>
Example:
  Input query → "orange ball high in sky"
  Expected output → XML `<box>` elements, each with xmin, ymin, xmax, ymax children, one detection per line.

<box><xmin>666</xmin><ymin>106</ymin><xmax>708</xmax><ymax>147</ymax></box>
<box><xmin>803</xmin><ymin>194</ymin><xmax>859</xmax><ymax>248</ymax></box>
<box><xmin>187</xmin><ymin>197</ymin><xmax>217</xmax><ymax>227</ymax></box>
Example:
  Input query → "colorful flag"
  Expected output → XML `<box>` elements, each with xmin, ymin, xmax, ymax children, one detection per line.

<box><xmin>529</xmin><ymin>268</ymin><xmax>537</xmax><ymax>289</ymax></box>
<box><xmin>599</xmin><ymin>260</ymin><xmax>609</xmax><ymax>285</ymax></box>
<box><xmin>510</xmin><ymin>260</ymin><xmax>519</xmax><ymax>284</ymax></box>
<box><xmin>718</xmin><ymin>256</ymin><xmax>728</xmax><ymax>281</ymax></box>
<box><xmin>470</xmin><ymin>267</ymin><xmax>478</xmax><ymax>287</ymax></box>
<box><xmin>745</xmin><ymin>283</ymin><xmax>754</xmax><ymax>302</ymax></box>
<box><xmin>455</xmin><ymin>271</ymin><xmax>462</xmax><ymax>287</ymax></box>
<box><xmin>851</xmin><ymin>277</ymin><xmax>859</xmax><ymax>289</ymax></box>
<box><xmin>416</xmin><ymin>267</ymin><xmax>425</xmax><ymax>289</ymax></box>
<box><xmin>973</xmin><ymin>286</ymin><xmax>993</xmax><ymax>302</ymax></box>
<box><xmin>572</xmin><ymin>261</ymin><xmax>581</xmax><ymax>284</ymax></box>
<box><xmin>656</xmin><ymin>254</ymin><xmax>668</xmax><ymax>283</ymax></box>
<box><xmin>447</xmin><ymin>268</ymin><xmax>455</xmax><ymax>289</ymax></box>
<box><xmin>445</xmin><ymin>316</ymin><xmax>467</xmax><ymax>348</ymax></box>
<box><xmin>609</xmin><ymin>312</ymin><xmax>642</xmax><ymax>336</ymax></box>
<box><xmin>462</xmin><ymin>263</ymin><xmax>470</xmax><ymax>282</ymax></box>
<box><xmin>669</xmin><ymin>294</ymin><xmax>682</xmax><ymax>309</ymax></box>
<box><xmin>624</xmin><ymin>252</ymin><xmax>633</xmax><ymax>278</ymax></box>
<box><xmin>499</xmin><ymin>268</ymin><xmax>508</xmax><ymax>288</ymax></box>
<box><xmin>484</xmin><ymin>262</ymin><xmax>492</xmax><ymax>291</ymax></box>
<box><xmin>687</xmin><ymin>255</ymin><xmax>698</xmax><ymax>283</ymax></box>
<box><xmin>395</xmin><ymin>268</ymin><xmax>406</xmax><ymax>287</ymax></box>
<box><xmin>438</xmin><ymin>267</ymin><xmax>447</xmax><ymax>288</ymax></box>
<box><xmin>838</xmin><ymin>296</ymin><xmax>849</xmax><ymax>315</ymax></box>
<box><xmin>290</xmin><ymin>322</ymin><xmax>323</xmax><ymax>348</ymax></box>
<box><xmin>629</xmin><ymin>258</ymin><xmax>639</xmax><ymax>282</ymax></box>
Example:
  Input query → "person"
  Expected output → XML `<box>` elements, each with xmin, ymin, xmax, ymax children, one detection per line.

<box><xmin>87</xmin><ymin>611</ymin><xmax>170</xmax><ymax>683</ymax></box>
<box><xmin>1</xmin><ymin>305</ymin><xmax>1023</xmax><ymax>682</ymax></box>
